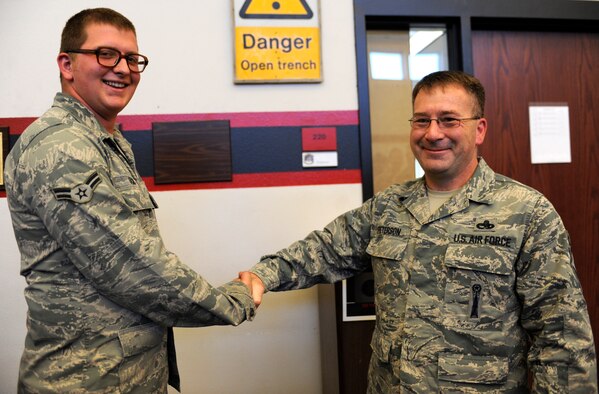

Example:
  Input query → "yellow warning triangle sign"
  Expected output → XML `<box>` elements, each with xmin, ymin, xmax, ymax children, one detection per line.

<box><xmin>239</xmin><ymin>0</ymin><xmax>313</xmax><ymax>19</ymax></box>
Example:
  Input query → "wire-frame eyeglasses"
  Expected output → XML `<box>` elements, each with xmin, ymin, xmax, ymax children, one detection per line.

<box><xmin>408</xmin><ymin>116</ymin><xmax>481</xmax><ymax>130</ymax></box>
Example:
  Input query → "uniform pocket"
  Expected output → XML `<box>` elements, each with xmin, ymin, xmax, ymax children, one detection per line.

<box><xmin>118</xmin><ymin>323</ymin><xmax>165</xmax><ymax>357</ymax></box>
<box><xmin>368</xmin><ymin>331</ymin><xmax>401</xmax><ymax>390</ymax></box>
<box><xmin>370</xmin><ymin>330</ymin><xmax>392</xmax><ymax>364</ymax></box>
<box><xmin>438</xmin><ymin>352</ymin><xmax>509</xmax><ymax>385</ymax></box>
<box><xmin>443</xmin><ymin>244</ymin><xmax>517</xmax><ymax>330</ymax></box>
<box><xmin>117</xmin><ymin>323</ymin><xmax>168</xmax><ymax>393</ymax></box>
<box><xmin>366</xmin><ymin>234</ymin><xmax>409</xmax><ymax>261</ymax></box>
<box><xmin>367</xmin><ymin>235</ymin><xmax>410</xmax><ymax>322</ymax></box>
<box><xmin>112</xmin><ymin>175</ymin><xmax>156</xmax><ymax>212</ymax></box>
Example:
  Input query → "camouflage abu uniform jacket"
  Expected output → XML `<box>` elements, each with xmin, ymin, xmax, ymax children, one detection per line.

<box><xmin>251</xmin><ymin>159</ymin><xmax>597</xmax><ymax>393</ymax></box>
<box><xmin>5</xmin><ymin>93</ymin><xmax>255</xmax><ymax>394</ymax></box>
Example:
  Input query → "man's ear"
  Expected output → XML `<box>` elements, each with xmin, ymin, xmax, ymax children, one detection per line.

<box><xmin>57</xmin><ymin>52</ymin><xmax>74</xmax><ymax>81</ymax></box>
<box><xmin>475</xmin><ymin>117</ymin><xmax>488</xmax><ymax>146</ymax></box>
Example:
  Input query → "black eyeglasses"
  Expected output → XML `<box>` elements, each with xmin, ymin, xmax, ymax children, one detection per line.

<box><xmin>66</xmin><ymin>47</ymin><xmax>149</xmax><ymax>73</ymax></box>
<box><xmin>408</xmin><ymin>116</ymin><xmax>481</xmax><ymax>130</ymax></box>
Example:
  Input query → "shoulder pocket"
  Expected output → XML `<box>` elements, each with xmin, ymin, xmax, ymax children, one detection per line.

<box><xmin>438</xmin><ymin>352</ymin><xmax>508</xmax><ymax>385</ymax></box>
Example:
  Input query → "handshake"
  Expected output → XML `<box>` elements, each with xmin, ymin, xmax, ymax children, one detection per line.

<box><xmin>236</xmin><ymin>271</ymin><xmax>265</xmax><ymax>308</ymax></box>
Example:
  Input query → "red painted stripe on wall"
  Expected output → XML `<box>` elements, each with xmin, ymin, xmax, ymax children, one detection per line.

<box><xmin>119</xmin><ymin>110</ymin><xmax>359</xmax><ymax>130</ymax></box>
<box><xmin>1</xmin><ymin>170</ymin><xmax>361</xmax><ymax>199</ymax></box>
<box><xmin>0</xmin><ymin>117</ymin><xmax>36</xmax><ymax>134</ymax></box>
<box><xmin>144</xmin><ymin>169</ymin><xmax>361</xmax><ymax>192</ymax></box>
<box><xmin>0</xmin><ymin>110</ymin><xmax>359</xmax><ymax>134</ymax></box>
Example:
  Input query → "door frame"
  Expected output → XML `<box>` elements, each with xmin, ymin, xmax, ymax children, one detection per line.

<box><xmin>335</xmin><ymin>1</ymin><xmax>599</xmax><ymax>392</ymax></box>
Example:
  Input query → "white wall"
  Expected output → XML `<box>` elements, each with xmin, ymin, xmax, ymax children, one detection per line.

<box><xmin>0</xmin><ymin>1</ymin><xmax>359</xmax><ymax>393</ymax></box>
<box><xmin>0</xmin><ymin>0</ymin><xmax>357</xmax><ymax>117</ymax></box>
<box><xmin>154</xmin><ymin>185</ymin><xmax>362</xmax><ymax>394</ymax></box>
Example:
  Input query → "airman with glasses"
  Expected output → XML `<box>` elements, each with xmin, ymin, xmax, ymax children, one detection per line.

<box><xmin>5</xmin><ymin>8</ymin><xmax>255</xmax><ymax>393</ymax></box>
<box><xmin>240</xmin><ymin>70</ymin><xmax>596</xmax><ymax>393</ymax></box>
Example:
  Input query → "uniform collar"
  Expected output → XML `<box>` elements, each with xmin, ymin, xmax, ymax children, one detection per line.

<box><xmin>53</xmin><ymin>93</ymin><xmax>120</xmax><ymax>139</ymax></box>
<box><xmin>396</xmin><ymin>158</ymin><xmax>496</xmax><ymax>224</ymax></box>
<box><xmin>461</xmin><ymin>158</ymin><xmax>496</xmax><ymax>205</ymax></box>
<box><xmin>53</xmin><ymin>93</ymin><xmax>134</xmax><ymax>164</ymax></box>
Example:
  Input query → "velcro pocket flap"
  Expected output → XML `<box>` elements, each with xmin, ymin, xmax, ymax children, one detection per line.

<box><xmin>445</xmin><ymin>244</ymin><xmax>514</xmax><ymax>276</ymax></box>
<box><xmin>367</xmin><ymin>236</ymin><xmax>408</xmax><ymax>261</ymax></box>
<box><xmin>438</xmin><ymin>352</ymin><xmax>509</xmax><ymax>385</ymax></box>
<box><xmin>118</xmin><ymin>323</ymin><xmax>165</xmax><ymax>358</ymax></box>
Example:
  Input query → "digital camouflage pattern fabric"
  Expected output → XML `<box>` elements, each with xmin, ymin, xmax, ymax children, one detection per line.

<box><xmin>251</xmin><ymin>159</ymin><xmax>597</xmax><ymax>393</ymax></box>
<box><xmin>5</xmin><ymin>93</ymin><xmax>255</xmax><ymax>393</ymax></box>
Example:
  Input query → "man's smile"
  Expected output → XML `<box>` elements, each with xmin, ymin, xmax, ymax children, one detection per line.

<box><xmin>103</xmin><ymin>79</ymin><xmax>127</xmax><ymax>89</ymax></box>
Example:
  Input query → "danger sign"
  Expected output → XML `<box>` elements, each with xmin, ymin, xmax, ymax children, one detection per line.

<box><xmin>233</xmin><ymin>0</ymin><xmax>322</xmax><ymax>83</ymax></box>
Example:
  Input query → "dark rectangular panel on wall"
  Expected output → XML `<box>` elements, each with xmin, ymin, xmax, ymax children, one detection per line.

<box><xmin>152</xmin><ymin>120</ymin><xmax>232</xmax><ymax>184</ymax></box>
<box><xmin>0</xmin><ymin>126</ymin><xmax>8</xmax><ymax>191</ymax></box>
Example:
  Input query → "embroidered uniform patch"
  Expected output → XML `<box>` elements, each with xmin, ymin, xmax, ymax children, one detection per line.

<box><xmin>53</xmin><ymin>172</ymin><xmax>102</xmax><ymax>204</ymax></box>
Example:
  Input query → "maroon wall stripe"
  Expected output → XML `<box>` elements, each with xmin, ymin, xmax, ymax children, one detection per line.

<box><xmin>144</xmin><ymin>169</ymin><xmax>362</xmax><ymax>191</ymax></box>
<box><xmin>1</xmin><ymin>110</ymin><xmax>359</xmax><ymax>134</ymax></box>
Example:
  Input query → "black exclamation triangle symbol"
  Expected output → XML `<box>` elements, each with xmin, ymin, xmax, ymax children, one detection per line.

<box><xmin>239</xmin><ymin>0</ymin><xmax>313</xmax><ymax>19</ymax></box>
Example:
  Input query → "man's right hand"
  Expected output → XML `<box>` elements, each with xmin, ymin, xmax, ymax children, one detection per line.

<box><xmin>239</xmin><ymin>271</ymin><xmax>265</xmax><ymax>308</ymax></box>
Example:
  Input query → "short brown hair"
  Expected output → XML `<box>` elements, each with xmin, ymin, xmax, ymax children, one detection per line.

<box><xmin>412</xmin><ymin>71</ymin><xmax>485</xmax><ymax>117</ymax></box>
<box><xmin>60</xmin><ymin>8</ymin><xmax>136</xmax><ymax>52</ymax></box>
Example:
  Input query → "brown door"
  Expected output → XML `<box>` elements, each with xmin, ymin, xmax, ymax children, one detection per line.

<box><xmin>473</xmin><ymin>30</ymin><xmax>599</xmax><ymax>353</ymax></box>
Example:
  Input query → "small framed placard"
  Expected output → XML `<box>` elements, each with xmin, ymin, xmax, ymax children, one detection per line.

<box><xmin>0</xmin><ymin>126</ymin><xmax>9</xmax><ymax>191</ymax></box>
<box><xmin>528</xmin><ymin>103</ymin><xmax>571</xmax><ymax>164</ymax></box>
<box><xmin>301</xmin><ymin>127</ymin><xmax>337</xmax><ymax>151</ymax></box>
<box><xmin>342</xmin><ymin>269</ymin><xmax>376</xmax><ymax>321</ymax></box>
<box><xmin>302</xmin><ymin>151</ymin><xmax>338</xmax><ymax>167</ymax></box>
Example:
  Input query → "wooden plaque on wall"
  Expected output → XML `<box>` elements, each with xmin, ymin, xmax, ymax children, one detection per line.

<box><xmin>152</xmin><ymin>120</ymin><xmax>232</xmax><ymax>184</ymax></box>
<box><xmin>0</xmin><ymin>126</ymin><xmax>9</xmax><ymax>191</ymax></box>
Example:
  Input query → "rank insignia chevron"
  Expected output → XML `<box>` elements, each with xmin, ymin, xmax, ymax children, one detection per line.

<box><xmin>52</xmin><ymin>171</ymin><xmax>102</xmax><ymax>204</ymax></box>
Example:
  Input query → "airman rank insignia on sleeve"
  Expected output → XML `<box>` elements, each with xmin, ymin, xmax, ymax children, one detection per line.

<box><xmin>53</xmin><ymin>172</ymin><xmax>102</xmax><ymax>204</ymax></box>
